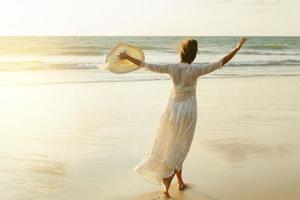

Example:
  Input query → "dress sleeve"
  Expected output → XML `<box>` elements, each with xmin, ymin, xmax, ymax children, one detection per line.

<box><xmin>140</xmin><ymin>61</ymin><xmax>170</xmax><ymax>74</ymax></box>
<box><xmin>191</xmin><ymin>58</ymin><xmax>224</xmax><ymax>77</ymax></box>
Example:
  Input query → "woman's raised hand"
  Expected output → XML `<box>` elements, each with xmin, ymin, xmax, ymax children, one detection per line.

<box><xmin>236</xmin><ymin>37</ymin><xmax>248</xmax><ymax>50</ymax></box>
<box><xmin>221</xmin><ymin>37</ymin><xmax>248</xmax><ymax>66</ymax></box>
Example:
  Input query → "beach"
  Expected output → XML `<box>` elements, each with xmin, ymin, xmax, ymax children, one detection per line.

<box><xmin>0</xmin><ymin>74</ymin><xmax>299</xmax><ymax>200</ymax></box>
<box><xmin>1</xmin><ymin>0</ymin><xmax>300</xmax><ymax>196</ymax></box>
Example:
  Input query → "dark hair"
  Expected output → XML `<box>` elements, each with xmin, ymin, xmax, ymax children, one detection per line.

<box><xmin>179</xmin><ymin>39</ymin><xmax>198</xmax><ymax>64</ymax></box>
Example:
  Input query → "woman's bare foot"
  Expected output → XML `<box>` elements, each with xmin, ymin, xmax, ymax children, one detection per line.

<box><xmin>163</xmin><ymin>190</ymin><xmax>171</xmax><ymax>198</ymax></box>
<box><xmin>163</xmin><ymin>176</ymin><xmax>173</xmax><ymax>198</ymax></box>
<box><xmin>178</xmin><ymin>183</ymin><xmax>187</xmax><ymax>190</ymax></box>
<box><xmin>178</xmin><ymin>182</ymin><xmax>191</xmax><ymax>190</ymax></box>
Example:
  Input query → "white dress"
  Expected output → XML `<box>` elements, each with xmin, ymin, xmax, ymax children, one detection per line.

<box><xmin>134</xmin><ymin>59</ymin><xmax>224</xmax><ymax>185</ymax></box>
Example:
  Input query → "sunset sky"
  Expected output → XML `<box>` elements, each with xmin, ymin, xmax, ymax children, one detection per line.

<box><xmin>0</xmin><ymin>0</ymin><xmax>298</xmax><ymax>36</ymax></box>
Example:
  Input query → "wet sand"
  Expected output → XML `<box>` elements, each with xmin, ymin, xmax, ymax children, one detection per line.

<box><xmin>0</xmin><ymin>75</ymin><xmax>299</xmax><ymax>200</ymax></box>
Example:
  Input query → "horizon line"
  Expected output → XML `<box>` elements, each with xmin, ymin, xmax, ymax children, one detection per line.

<box><xmin>0</xmin><ymin>35</ymin><xmax>299</xmax><ymax>37</ymax></box>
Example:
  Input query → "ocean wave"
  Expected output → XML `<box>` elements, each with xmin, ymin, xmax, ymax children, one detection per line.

<box><xmin>2</xmin><ymin>45</ymin><xmax>299</xmax><ymax>56</ymax></box>
<box><xmin>0</xmin><ymin>49</ymin><xmax>108</xmax><ymax>56</ymax></box>
<box><xmin>226</xmin><ymin>59</ymin><xmax>300</xmax><ymax>67</ymax></box>
<box><xmin>246</xmin><ymin>44</ymin><xmax>293</xmax><ymax>50</ymax></box>
<box><xmin>59</xmin><ymin>45</ymin><xmax>300</xmax><ymax>56</ymax></box>
<box><xmin>0</xmin><ymin>62</ymin><xmax>99</xmax><ymax>71</ymax></box>
<box><xmin>58</xmin><ymin>51</ymin><xmax>106</xmax><ymax>56</ymax></box>
<box><xmin>3</xmin><ymin>49</ymin><xmax>299</xmax><ymax>57</ymax></box>
<box><xmin>138</xmin><ymin>45</ymin><xmax>173</xmax><ymax>50</ymax></box>
<box><xmin>1</xmin><ymin>59</ymin><xmax>300</xmax><ymax>71</ymax></box>
<box><xmin>240</xmin><ymin>50</ymin><xmax>300</xmax><ymax>56</ymax></box>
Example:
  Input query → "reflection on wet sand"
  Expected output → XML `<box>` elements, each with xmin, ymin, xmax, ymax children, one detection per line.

<box><xmin>203</xmin><ymin>137</ymin><xmax>289</xmax><ymax>162</ymax></box>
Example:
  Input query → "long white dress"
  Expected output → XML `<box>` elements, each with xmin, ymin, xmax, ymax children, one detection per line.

<box><xmin>134</xmin><ymin>59</ymin><xmax>224</xmax><ymax>185</ymax></box>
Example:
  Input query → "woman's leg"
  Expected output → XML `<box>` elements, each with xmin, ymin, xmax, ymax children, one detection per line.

<box><xmin>175</xmin><ymin>169</ymin><xmax>184</xmax><ymax>185</ymax></box>
<box><xmin>162</xmin><ymin>171</ymin><xmax>176</xmax><ymax>198</ymax></box>
<box><xmin>175</xmin><ymin>169</ymin><xmax>188</xmax><ymax>190</ymax></box>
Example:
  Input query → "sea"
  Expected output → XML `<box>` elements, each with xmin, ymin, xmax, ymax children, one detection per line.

<box><xmin>0</xmin><ymin>36</ymin><xmax>299</xmax><ymax>85</ymax></box>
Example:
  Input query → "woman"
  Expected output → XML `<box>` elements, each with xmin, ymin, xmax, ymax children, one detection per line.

<box><xmin>118</xmin><ymin>37</ymin><xmax>247</xmax><ymax>198</ymax></box>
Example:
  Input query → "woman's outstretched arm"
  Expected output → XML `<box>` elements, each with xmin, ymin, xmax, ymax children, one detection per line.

<box><xmin>118</xmin><ymin>52</ymin><xmax>170</xmax><ymax>74</ymax></box>
<box><xmin>192</xmin><ymin>37</ymin><xmax>248</xmax><ymax>77</ymax></box>
<box><xmin>222</xmin><ymin>37</ymin><xmax>248</xmax><ymax>66</ymax></box>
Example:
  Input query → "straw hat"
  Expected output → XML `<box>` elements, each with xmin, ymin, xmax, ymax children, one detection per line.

<box><xmin>103</xmin><ymin>43</ymin><xmax>145</xmax><ymax>74</ymax></box>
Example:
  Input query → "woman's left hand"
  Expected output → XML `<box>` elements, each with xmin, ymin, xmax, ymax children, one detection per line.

<box><xmin>117</xmin><ymin>51</ymin><xmax>128</xmax><ymax>60</ymax></box>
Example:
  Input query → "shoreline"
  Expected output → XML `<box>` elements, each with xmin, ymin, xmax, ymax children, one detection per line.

<box><xmin>0</xmin><ymin>69</ymin><xmax>299</xmax><ymax>88</ymax></box>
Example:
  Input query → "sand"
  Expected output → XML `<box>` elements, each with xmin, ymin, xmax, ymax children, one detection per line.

<box><xmin>0</xmin><ymin>75</ymin><xmax>299</xmax><ymax>200</ymax></box>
